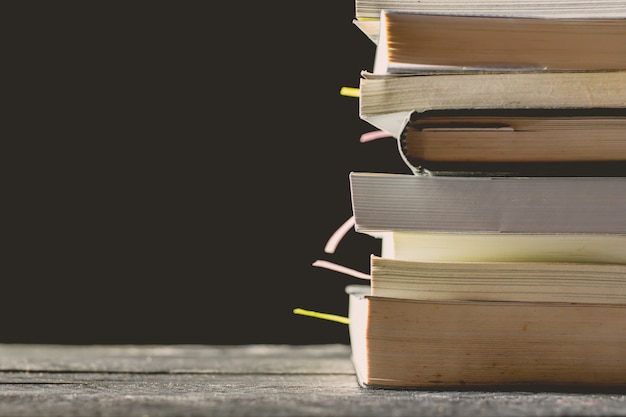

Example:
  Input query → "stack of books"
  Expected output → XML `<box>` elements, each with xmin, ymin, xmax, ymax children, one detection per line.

<box><xmin>344</xmin><ymin>5</ymin><xmax>626</xmax><ymax>390</ymax></box>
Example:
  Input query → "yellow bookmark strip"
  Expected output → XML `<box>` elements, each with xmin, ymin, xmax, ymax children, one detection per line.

<box><xmin>293</xmin><ymin>308</ymin><xmax>349</xmax><ymax>325</ymax></box>
<box><xmin>340</xmin><ymin>87</ymin><xmax>360</xmax><ymax>98</ymax></box>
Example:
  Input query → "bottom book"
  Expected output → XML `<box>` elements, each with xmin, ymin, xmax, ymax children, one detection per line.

<box><xmin>346</xmin><ymin>285</ymin><xmax>626</xmax><ymax>390</ymax></box>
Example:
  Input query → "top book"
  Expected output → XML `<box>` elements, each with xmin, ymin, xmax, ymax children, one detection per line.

<box><xmin>373</xmin><ymin>11</ymin><xmax>626</xmax><ymax>74</ymax></box>
<box><xmin>354</xmin><ymin>0</ymin><xmax>626</xmax><ymax>43</ymax></box>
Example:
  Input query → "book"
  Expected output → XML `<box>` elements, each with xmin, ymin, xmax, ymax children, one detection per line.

<box><xmin>354</xmin><ymin>1</ymin><xmax>626</xmax><ymax>44</ymax></box>
<box><xmin>346</xmin><ymin>284</ymin><xmax>626</xmax><ymax>390</ymax></box>
<box><xmin>369</xmin><ymin>256</ymin><xmax>626</xmax><ymax>304</ymax></box>
<box><xmin>358</xmin><ymin>71</ymin><xmax>626</xmax><ymax>175</ymax></box>
<box><xmin>398</xmin><ymin>108</ymin><xmax>626</xmax><ymax>176</ymax></box>
<box><xmin>349</xmin><ymin>172</ymin><xmax>626</xmax><ymax>234</ymax></box>
<box><xmin>372</xmin><ymin>231</ymin><xmax>626</xmax><ymax>264</ymax></box>
<box><xmin>373</xmin><ymin>12</ymin><xmax>626</xmax><ymax>74</ymax></box>
<box><xmin>375</xmin><ymin>11</ymin><xmax>626</xmax><ymax>73</ymax></box>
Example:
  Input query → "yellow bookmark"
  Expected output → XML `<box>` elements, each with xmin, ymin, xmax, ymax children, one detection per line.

<box><xmin>339</xmin><ymin>87</ymin><xmax>360</xmax><ymax>98</ymax></box>
<box><xmin>293</xmin><ymin>308</ymin><xmax>349</xmax><ymax>325</ymax></box>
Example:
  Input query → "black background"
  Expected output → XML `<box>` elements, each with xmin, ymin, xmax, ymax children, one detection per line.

<box><xmin>5</xmin><ymin>2</ymin><xmax>409</xmax><ymax>344</ymax></box>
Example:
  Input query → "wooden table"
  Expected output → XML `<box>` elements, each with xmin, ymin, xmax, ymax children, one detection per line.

<box><xmin>0</xmin><ymin>344</ymin><xmax>624</xmax><ymax>416</ymax></box>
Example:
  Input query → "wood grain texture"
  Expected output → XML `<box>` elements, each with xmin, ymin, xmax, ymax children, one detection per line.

<box><xmin>0</xmin><ymin>344</ymin><xmax>624</xmax><ymax>417</ymax></box>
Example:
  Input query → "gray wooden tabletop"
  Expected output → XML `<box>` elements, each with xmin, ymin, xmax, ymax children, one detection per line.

<box><xmin>0</xmin><ymin>343</ymin><xmax>624</xmax><ymax>417</ymax></box>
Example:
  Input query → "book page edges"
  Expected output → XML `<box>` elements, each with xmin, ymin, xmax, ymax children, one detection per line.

<box><xmin>346</xmin><ymin>285</ymin><xmax>370</xmax><ymax>387</ymax></box>
<box><xmin>359</xmin><ymin>71</ymin><xmax>626</xmax><ymax>115</ymax></box>
<box><xmin>362</xmin><ymin>231</ymin><xmax>626</xmax><ymax>263</ymax></box>
<box><xmin>357</xmin><ymin>4</ymin><xmax>626</xmax><ymax>53</ymax></box>
<box><xmin>351</xmin><ymin>295</ymin><xmax>626</xmax><ymax>389</ymax></box>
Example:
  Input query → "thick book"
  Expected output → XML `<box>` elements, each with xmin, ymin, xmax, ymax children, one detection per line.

<box><xmin>400</xmin><ymin>108</ymin><xmax>626</xmax><ymax>176</ymax></box>
<box><xmin>358</xmin><ymin>71</ymin><xmax>626</xmax><ymax>175</ymax></box>
<box><xmin>349</xmin><ymin>172</ymin><xmax>626</xmax><ymax>234</ymax></box>
<box><xmin>373</xmin><ymin>11</ymin><xmax>626</xmax><ymax>73</ymax></box>
<box><xmin>353</xmin><ymin>0</ymin><xmax>626</xmax><ymax>43</ymax></box>
<box><xmin>346</xmin><ymin>284</ymin><xmax>626</xmax><ymax>390</ymax></box>
<box><xmin>371</xmin><ymin>231</ymin><xmax>626</xmax><ymax>264</ymax></box>
<box><xmin>369</xmin><ymin>256</ymin><xmax>626</xmax><ymax>304</ymax></box>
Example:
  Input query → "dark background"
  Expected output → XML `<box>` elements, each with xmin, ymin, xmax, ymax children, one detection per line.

<box><xmin>5</xmin><ymin>2</ymin><xmax>409</xmax><ymax>344</ymax></box>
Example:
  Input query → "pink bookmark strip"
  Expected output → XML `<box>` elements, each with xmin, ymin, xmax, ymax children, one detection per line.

<box><xmin>312</xmin><ymin>260</ymin><xmax>370</xmax><ymax>280</ymax></box>
<box><xmin>324</xmin><ymin>216</ymin><xmax>356</xmax><ymax>254</ymax></box>
<box><xmin>359</xmin><ymin>130</ymin><xmax>393</xmax><ymax>143</ymax></box>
